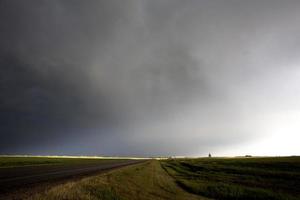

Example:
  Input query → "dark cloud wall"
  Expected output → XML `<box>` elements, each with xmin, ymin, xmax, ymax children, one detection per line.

<box><xmin>1</xmin><ymin>0</ymin><xmax>300</xmax><ymax>156</ymax></box>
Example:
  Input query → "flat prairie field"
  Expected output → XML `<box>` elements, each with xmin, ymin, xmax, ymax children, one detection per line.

<box><xmin>1</xmin><ymin>156</ymin><xmax>299</xmax><ymax>200</ymax></box>
<box><xmin>161</xmin><ymin>156</ymin><xmax>300</xmax><ymax>200</ymax></box>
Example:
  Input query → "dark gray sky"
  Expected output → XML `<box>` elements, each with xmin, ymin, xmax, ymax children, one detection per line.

<box><xmin>1</xmin><ymin>0</ymin><xmax>300</xmax><ymax>156</ymax></box>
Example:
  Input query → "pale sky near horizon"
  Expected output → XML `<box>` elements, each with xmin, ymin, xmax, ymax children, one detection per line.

<box><xmin>0</xmin><ymin>0</ymin><xmax>300</xmax><ymax>156</ymax></box>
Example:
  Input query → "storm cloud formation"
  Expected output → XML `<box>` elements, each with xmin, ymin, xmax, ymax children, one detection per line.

<box><xmin>1</xmin><ymin>0</ymin><xmax>300</xmax><ymax>156</ymax></box>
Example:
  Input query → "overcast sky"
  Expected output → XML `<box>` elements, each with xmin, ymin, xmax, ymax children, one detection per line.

<box><xmin>1</xmin><ymin>0</ymin><xmax>300</xmax><ymax>156</ymax></box>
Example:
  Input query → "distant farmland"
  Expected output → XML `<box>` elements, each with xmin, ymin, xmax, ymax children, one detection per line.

<box><xmin>0</xmin><ymin>156</ymin><xmax>144</xmax><ymax>168</ymax></box>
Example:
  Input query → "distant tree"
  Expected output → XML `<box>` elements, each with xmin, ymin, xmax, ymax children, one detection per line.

<box><xmin>208</xmin><ymin>153</ymin><xmax>212</xmax><ymax>158</ymax></box>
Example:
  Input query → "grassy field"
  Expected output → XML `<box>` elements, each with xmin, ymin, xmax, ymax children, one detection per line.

<box><xmin>161</xmin><ymin>156</ymin><xmax>300</xmax><ymax>200</ymax></box>
<box><xmin>3</xmin><ymin>156</ymin><xmax>300</xmax><ymax>200</ymax></box>
<box><xmin>0</xmin><ymin>156</ymin><xmax>129</xmax><ymax>168</ymax></box>
<box><xmin>27</xmin><ymin>160</ymin><xmax>207</xmax><ymax>200</ymax></box>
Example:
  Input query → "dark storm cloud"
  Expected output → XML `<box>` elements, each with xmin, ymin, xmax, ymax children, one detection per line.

<box><xmin>1</xmin><ymin>0</ymin><xmax>300</xmax><ymax>156</ymax></box>
<box><xmin>0</xmin><ymin>0</ymin><xmax>124</xmax><ymax>152</ymax></box>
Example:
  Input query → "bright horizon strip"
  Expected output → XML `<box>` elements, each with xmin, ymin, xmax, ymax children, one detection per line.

<box><xmin>213</xmin><ymin>111</ymin><xmax>300</xmax><ymax>157</ymax></box>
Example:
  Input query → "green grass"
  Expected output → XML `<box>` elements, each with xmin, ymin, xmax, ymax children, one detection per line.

<box><xmin>161</xmin><ymin>156</ymin><xmax>300</xmax><ymax>200</ymax></box>
<box><xmin>0</xmin><ymin>156</ymin><xmax>128</xmax><ymax>168</ymax></box>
